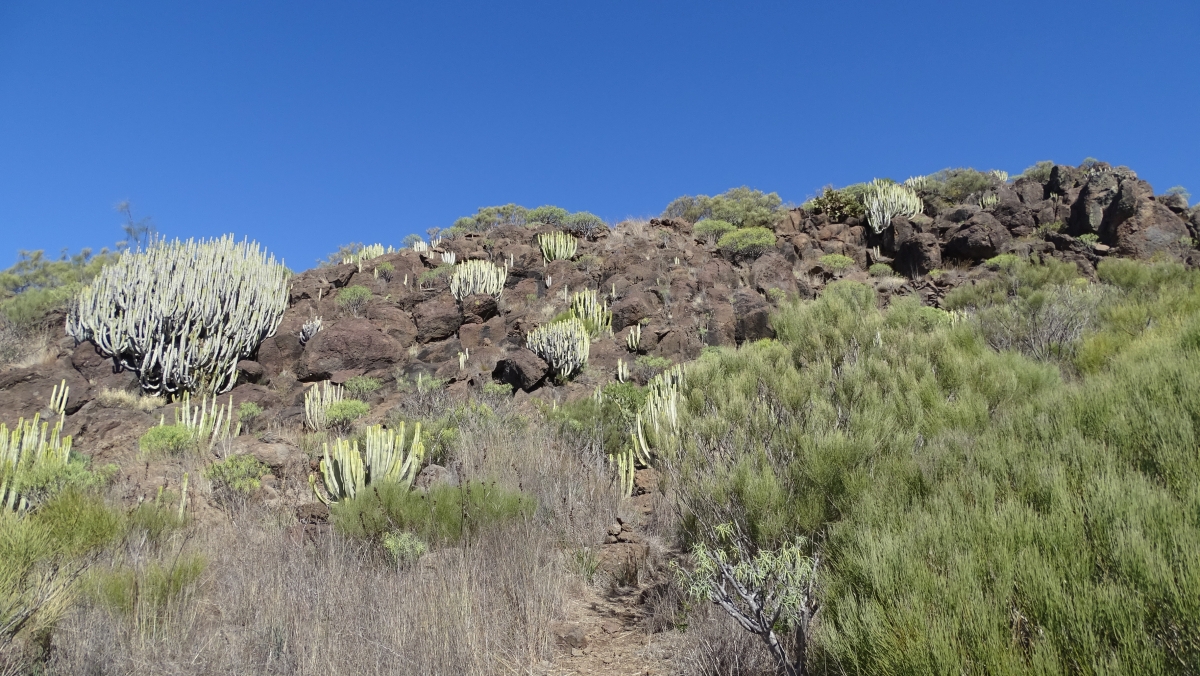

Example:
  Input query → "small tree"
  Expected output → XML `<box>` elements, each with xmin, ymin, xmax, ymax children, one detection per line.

<box><xmin>677</xmin><ymin>522</ymin><xmax>820</xmax><ymax>676</ymax></box>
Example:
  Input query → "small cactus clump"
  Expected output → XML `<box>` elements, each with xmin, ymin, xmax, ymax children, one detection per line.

<box><xmin>311</xmin><ymin>422</ymin><xmax>425</xmax><ymax>504</ymax></box>
<box><xmin>526</xmin><ymin>317</ymin><xmax>590</xmax><ymax>380</ymax></box>
<box><xmin>449</xmin><ymin>259</ymin><xmax>508</xmax><ymax>301</ymax></box>
<box><xmin>862</xmin><ymin>180</ymin><xmax>924</xmax><ymax>234</ymax></box>
<box><xmin>538</xmin><ymin>231</ymin><xmax>577</xmax><ymax>263</ymax></box>
<box><xmin>0</xmin><ymin>413</ymin><xmax>72</xmax><ymax>512</ymax></box>
<box><xmin>568</xmin><ymin>289</ymin><xmax>612</xmax><ymax>338</ymax></box>
<box><xmin>305</xmin><ymin>381</ymin><xmax>345</xmax><ymax>431</ymax></box>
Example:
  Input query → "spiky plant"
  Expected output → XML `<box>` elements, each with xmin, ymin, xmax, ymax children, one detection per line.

<box><xmin>526</xmin><ymin>317</ymin><xmax>589</xmax><ymax>379</ymax></box>
<box><xmin>449</xmin><ymin>259</ymin><xmax>507</xmax><ymax>301</ymax></box>
<box><xmin>342</xmin><ymin>243</ymin><xmax>393</xmax><ymax>265</ymax></box>
<box><xmin>66</xmin><ymin>235</ymin><xmax>289</xmax><ymax>396</ymax></box>
<box><xmin>0</xmin><ymin>413</ymin><xmax>72</xmax><ymax>512</ymax></box>
<box><xmin>310</xmin><ymin>422</ymin><xmax>425</xmax><ymax>504</ymax></box>
<box><xmin>304</xmin><ymin>381</ymin><xmax>344</xmax><ymax>431</ymax></box>
<box><xmin>538</xmin><ymin>231</ymin><xmax>577</xmax><ymax>263</ymax></box>
<box><xmin>568</xmin><ymin>289</ymin><xmax>613</xmax><ymax>337</ymax></box>
<box><xmin>169</xmin><ymin>392</ymin><xmax>239</xmax><ymax>451</ymax></box>
<box><xmin>862</xmin><ymin>180</ymin><xmax>924</xmax><ymax>234</ymax></box>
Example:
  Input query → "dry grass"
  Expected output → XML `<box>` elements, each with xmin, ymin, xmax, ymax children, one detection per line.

<box><xmin>673</xmin><ymin>607</ymin><xmax>777</xmax><ymax>676</ymax></box>
<box><xmin>95</xmin><ymin>388</ymin><xmax>164</xmax><ymax>412</ymax></box>
<box><xmin>49</xmin><ymin>516</ymin><xmax>571</xmax><ymax>675</ymax></box>
<box><xmin>0</xmin><ymin>320</ymin><xmax>55</xmax><ymax>372</ymax></box>
<box><xmin>45</xmin><ymin>397</ymin><xmax>620</xmax><ymax>675</ymax></box>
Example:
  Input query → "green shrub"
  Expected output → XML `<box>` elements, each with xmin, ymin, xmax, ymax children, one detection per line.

<box><xmin>634</xmin><ymin>355</ymin><xmax>672</xmax><ymax>382</ymax></box>
<box><xmin>818</xmin><ymin>254</ymin><xmax>855</xmax><ymax>272</ymax></box>
<box><xmin>1018</xmin><ymin>160</ymin><xmax>1055</xmax><ymax>183</ymax></box>
<box><xmin>451</xmin><ymin>204</ymin><xmax>528</xmax><ymax>232</ymax></box>
<box><xmin>336</xmin><ymin>285</ymin><xmax>372</xmax><ymax>317</ymax></box>
<box><xmin>693</xmin><ymin>219</ymin><xmax>736</xmax><ymax>243</ymax></box>
<box><xmin>923</xmin><ymin>167</ymin><xmax>994</xmax><ymax>202</ymax></box>
<box><xmin>138</xmin><ymin>425</ymin><xmax>195</xmax><ymax>456</ymax></box>
<box><xmin>664</xmin><ymin>187</ymin><xmax>783</xmax><ymax>229</ymax></box>
<box><xmin>0</xmin><ymin>248</ymin><xmax>117</xmax><ymax>328</ymax></box>
<box><xmin>237</xmin><ymin>401</ymin><xmax>263</xmax><ymax>424</ymax></box>
<box><xmin>549</xmin><ymin>381</ymin><xmax>646</xmax><ymax>457</ymax></box>
<box><xmin>1078</xmin><ymin>233</ymin><xmax>1100</xmax><ymax>246</ymax></box>
<box><xmin>670</xmin><ymin>266</ymin><xmax>1200</xmax><ymax>673</ymax></box>
<box><xmin>563</xmin><ymin>211</ymin><xmax>607</xmax><ymax>239</ymax></box>
<box><xmin>382</xmin><ymin>531</ymin><xmax>427</xmax><ymax>566</ymax></box>
<box><xmin>526</xmin><ymin>205</ymin><xmax>568</xmax><ymax>226</ymax></box>
<box><xmin>807</xmin><ymin>187</ymin><xmax>864</xmax><ymax>222</ymax></box>
<box><xmin>867</xmin><ymin>263</ymin><xmax>893</xmax><ymax>277</ymax></box>
<box><xmin>203</xmin><ymin>454</ymin><xmax>269</xmax><ymax>496</ymax></box>
<box><xmin>332</xmin><ymin>481</ymin><xmax>535</xmax><ymax>544</ymax></box>
<box><xmin>716</xmin><ymin>227</ymin><xmax>776</xmax><ymax>258</ymax></box>
<box><xmin>417</xmin><ymin>263</ymin><xmax>454</xmax><ymax>286</ymax></box>
<box><xmin>343</xmin><ymin>375</ymin><xmax>382</xmax><ymax>398</ymax></box>
<box><xmin>325</xmin><ymin>399</ymin><xmax>369</xmax><ymax>432</ymax></box>
<box><xmin>87</xmin><ymin>553</ymin><xmax>206</xmax><ymax>616</ymax></box>
<box><xmin>482</xmin><ymin>381</ymin><xmax>513</xmax><ymax>398</ymax></box>
<box><xmin>1</xmin><ymin>490</ymin><xmax>124</xmax><ymax>638</ymax></box>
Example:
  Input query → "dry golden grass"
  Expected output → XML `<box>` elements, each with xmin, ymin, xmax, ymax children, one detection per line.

<box><xmin>95</xmin><ymin>388</ymin><xmax>164</xmax><ymax>412</ymax></box>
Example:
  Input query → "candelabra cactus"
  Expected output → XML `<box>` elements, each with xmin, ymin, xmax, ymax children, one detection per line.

<box><xmin>66</xmin><ymin>235</ymin><xmax>289</xmax><ymax>396</ymax></box>
<box><xmin>49</xmin><ymin>379</ymin><xmax>68</xmax><ymax>416</ymax></box>
<box><xmin>304</xmin><ymin>381</ymin><xmax>345</xmax><ymax>431</ymax></box>
<box><xmin>627</xmin><ymin>324</ymin><xmax>642</xmax><ymax>352</ymax></box>
<box><xmin>526</xmin><ymin>317</ymin><xmax>590</xmax><ymax>380</ymax></box>
<box><xmin>342</xmin><ymin>243</ymin><xmax>393</xmax><ymax>266</ymax></box>
<box><xmin>449</xmin><ymin>259</ymin><xmax>507</xmax><ymax>301</ymax></box>
<box><xmin>440</xmin><ymin>251</ymin><xmax>457</xmax><ymax>265</ymax></box>
<box><xmin>0</xmin><ymin>413</ymin><xmax>72</xmax><ymax>512</ymax></box>
<box><xmin>538</xmin><ymin>231</ymin><xmax>577</xmax><ymax>263</ymax></box>
<box><xmin>862</xmin><ymin>180</ymin><xmax>924</xmax><ymax>234</ymax></box>
<box><xmin>569</xmin><ymin>289</ymin><xmax>613</xmax><ymax>337</ymax></box>
<box><xmin>311</xmin><ymin>422</ymin><xmax>425</xmax><ymax>503</ymax></box>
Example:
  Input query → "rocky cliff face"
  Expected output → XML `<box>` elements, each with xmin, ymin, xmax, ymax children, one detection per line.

<box><xmin>2</xmin><ymin>160</ymin><xmax>1197</xmax><ymax>512</ymax></box>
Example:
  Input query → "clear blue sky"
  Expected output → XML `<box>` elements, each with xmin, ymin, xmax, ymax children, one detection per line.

<box><xmin>2</xmin><ymin>0</ymin><xmax>1197</xmax><ymax>269</ymax></box>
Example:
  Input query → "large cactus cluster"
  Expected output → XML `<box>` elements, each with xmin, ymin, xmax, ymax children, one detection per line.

<box><xmin>569</xmin><ymin>289</ymin><xmax>612</xmax><ymax>338</ymax></box>
<box><xmin>310</xmin><ymin>422</ymin><xmax>425</xmax><ymax>504</ymax></box>
<box><xmin>538</xmin><ymin>231</ymin><xmax>577</xmax><ymax>263</ymax></box>
<box><xmin>449</xmin><ymin>259</ymin><xmax>508</xmax><ymax>301</ymax></box>
<box><xmin>610</xmin><ymin>364</ymin><xmax>685</xmax><ymax>497</ymax></box>
<box><xmin>66</xmin><ymin>235</ymin><xmax>289</xmax><ymax>396</ymax></box>
<box><xmin>0</xmin><ymin>412</ymin><xmax>72</xmax><ymax>512</ymax></box>
<box><xmin>305</xmin><ymin>381</ymin><xmax>344</xmax><ymax>431</ymax></box>
<box><xmin>527</xmin><ymin>317</ymin><xmax>590</xmax><ymax>380</ymax></box>
<box><xmin>862</xmin><ymin>180</ymin><xmax>924</xmax><ymax>234</ymax></box>
<box><xmin>342</xmin><ymin>243</ymin><xmax>393</xmax><ymax>265</ymax></box>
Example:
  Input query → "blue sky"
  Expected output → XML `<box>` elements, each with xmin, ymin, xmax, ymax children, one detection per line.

<box><xmin>2</xmin><ymin>0</ymin><xmax>1197</xmax><ymax>269</ymax></box>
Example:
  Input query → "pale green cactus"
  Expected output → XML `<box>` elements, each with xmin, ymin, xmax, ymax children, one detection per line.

<box><xmin>49</xmin><ymin>379</ymin><xmax>68</xmax><ymax>416</ymax></box>
<box><xmin>449</xmin><ymin>259</ymin><xmax>507</xmax><ymax>301</ymax></box>
<box><xmin>172</xmin><ymin>392</ymin><xmax>239</xmax><ymax>451</ymax></box>
<box><xmin>526</xmin><ymin>317</ymin><xmax>590</xmax><ymax>379</ymax></box>
<box><xmin>862</xmin><ymin>180</ymin><xmax>924</xmax><ymax>234</ymax></box>
<box><xmin>569</xmin><ymin>289</ymin><xmax>612</xmax><ymax>337</ymax></box>
<box><xmin>626</xmin><ymin>324</ymin><xmax>641</xmax><ymax>352</ymax></box>
<box><xmin>66</xmin><ymin>235</ymin><xmax>289</xmax><ymax>396</ymax></box>
<box><xmin>0</xmin><ymin>413</ymin><xmax>73</xmax><ymax>512</ymax></box>
<box><xmin>538</xmin><ymin>231</ymin><xmax>577</xmax><ymax>263</ymax></box>
<box><xmin>311</xmin><ymin>422</ymin><xmax>425</xmax><ymax>504</ymax></box>
<box><xmin>342</xmin><ymin>243</ymin><xmax>393</xmax><ymax>266</ymax></box>
<box><xmin>304</xmin><ymin>381</ymin><xmax>344</xmax><ymax>431</ymax></box>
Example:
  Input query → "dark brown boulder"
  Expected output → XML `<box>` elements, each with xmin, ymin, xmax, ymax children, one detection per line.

<box><xmin>611</xmin><ymin>293</ymin><xmax>657</xmax><ymax>332</ymax></box>
<box><xmin>296</xmin><ymin>318</ymin><xmax>402</xmax><ymax>381</ymax></box>
<box><xmin>896</xmin><ymin>232</ymin><xmax>943</xmax><ymax>275</ymax></box>
<box><xmin>1157</xmin><ymin>192</ymin><xmax>1189</xmax><ymax>215</ymax></box>
<box><xmin>236</xmin><ymin>360</ymin><xmax>264</xmax><ymax>384</ymax></box>
<box><xmin>413</xmin><ymin>296</ymin><xmax>463</xmax><ymax>343</ymax></box>
<box><xmin>733</xmin><ymin>289</ymin><xmax>774</xmax><ymax>343</ymax></box>
<box><xmin>751</xmin><ymin>252</ymin><xmax>798</xmax><ymax>298</ymax></box>
<box><xmin>0</xmin><ymin>361</ymin><xmax>90</xmax><ymax>420</ymax></box>
<box><xmin>459</xmin><ymin>315</ymin><xmax>507</xmax><ymax>350</ymax></box>
<box><xmin>492</xmin><ymin>348</ymin><xmax>548</xmax><ymax>391</ymax></box>
<box><xmin>1070</xmin><ymin>170</ymin><xmax>1192</xmax><ymax>258</ymax></box>
<box><xmin>944</xmin><ymin>213</ymin><xmax>1012</xmax><ymax>261</ymax></box>
<box><xmin>367</xmin><ymin>305</ymin><xmax>418</xmax><ymax>346</ymax></box>
<box><xmin>461</xmin><ymin>294</ymin><xmax>499</xmax><ymax>324</ymax></box>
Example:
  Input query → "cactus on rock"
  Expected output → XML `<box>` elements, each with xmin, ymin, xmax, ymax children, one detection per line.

<box><xmin>449</xmin><ymin>259</ymin><xmax>507</xmax><ymax>301</ymax></box>
<box><xmin>538</xmin><ymin>231</ymin><xmax>577</xmax><ymax>263</ymax></box>
<box><xmin>526</xmin><ymin>317</ymin><xmax>590</xmax><ymax>379</ymax></box>
<box><xmin>862</xmin><ymin>180</ymin><xmax>924</xmax><ymax>234</ymax></box>
<box><xmin>66</xmin><ymin>235</ymin><xmax>289</xmax><ymax>396</ymax></box>
<box><xmin>0</xmin><ymin>413</ymin><xmax>72</xmax><ymax>512</ymax></box>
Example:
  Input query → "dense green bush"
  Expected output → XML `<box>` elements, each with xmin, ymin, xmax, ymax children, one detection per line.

<box><xmin>664</xmin><ymin>187</ymin><xmax>783</xmax><ymax>229</ymax></box>
<box><xmin>325</xmin><ymin>399</ymin><xmax>370</xmax><ymax>433</ymax></box>
<box><xmin>525</xmin><ymin>205</ymin><xmax>568</xmax><ymax>226</ymax></box>
<box><xmin>343</xmin><ymin>375</ymin><xmax>382</xmax><ymax>398</ymax></box>
<box><xmin>332</xmin><ymin>481</ymin><xmax>535</xmax><ymax>544</ymax></box>
<box><xmin>807</xmin><ymin>187</ymin><xmax>864</xmax><ymax>222</ymax></box>
<box><xmin>203</xmin><ymin>454</ymin><xmax>269</xmax><ymax>497</ymax></box>
<box><xmin>818</xmin><ymin>253</ymin><xmax>855</xmax><ymax>272</ymax></box>
<box><xmin>867</xmin><ymin>262</ymin><xmax>893</xmax><ymax>277</ymax></box>
<box><xmin>716</xmin><ymin>227</ymin><xmax>776</xmax><ymax>258</ymax></box>
<box><xmin>336</xmin><ymin>285</ymin><xmax>372</xmax><ymax>317</ymax></box>
<box><xmin>417</xmin><ymin>263</ymin><xmax>454</xmax><ymax>286</ymax></box>
<box><xmin>920</xmin><ymin>167</ymin><xmax>995</xmax><ymax>202</ymax></box>
<box><xmin>669</xmin><ymin>268</ymin><xmax>1200</xmax><ymax>674</ymax></box>
<box><xmin>138</xmin><ymin>425</ymin><xmax>195</xmax><ymax>456</ymax></box>
<box><xmin>562</xmin><ymin>211</ymin><xmax>607</xmax><ymax>239</ymax></box>
<box><xmin>451</xmin><ymin>204</ymin><xmax>528</xmax><ymax>232</ymax></box>
<box><xmin>693</xmin><ymin>219</ymin><xmax>736</xmax><ymax>244</ymax></box>
<box><xmin>1019</xmin><ymin>160</ymin><xmax>1055</xmax><ymax>183</ymax></box>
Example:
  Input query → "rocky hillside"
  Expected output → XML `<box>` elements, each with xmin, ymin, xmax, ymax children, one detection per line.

<box><xmin>1</xmin><ymin>159</ymin><xmax>1197</xmax><ymax>513</ymax></box>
